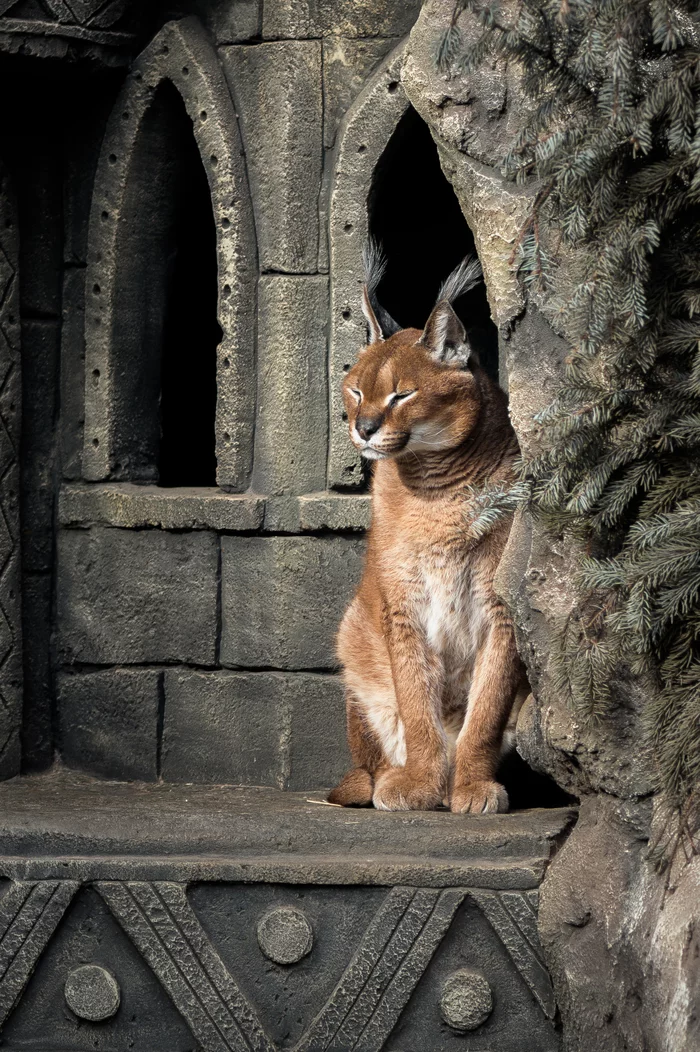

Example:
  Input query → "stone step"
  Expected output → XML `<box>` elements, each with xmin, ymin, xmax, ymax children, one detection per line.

<box><xmin>0</xmin><ymin>770</ymin><xmax>576</xmax><ymax>887</ymax></box>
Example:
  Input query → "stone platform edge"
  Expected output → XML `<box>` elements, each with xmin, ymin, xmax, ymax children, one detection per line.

<box><xmin>58</xmin><ymin>483</ymin><xmax>372</xmax><ymax>532</ymax></box>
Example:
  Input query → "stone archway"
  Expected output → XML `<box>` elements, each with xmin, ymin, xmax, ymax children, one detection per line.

<box><xmin>83</xmin><ymin>17</ymin><xmax>257</xmax><ymax>492</ymax></box>
<box><xmin>327</xmin><ymin>41</ymin><xmax>409</xmax><ymax>490</ymax></box>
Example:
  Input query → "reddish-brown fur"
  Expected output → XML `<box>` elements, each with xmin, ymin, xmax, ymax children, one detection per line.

<box><xmin>328</xmin><ymin>273</ymin><xmax>527</xmax><ymax>813</ymax></box>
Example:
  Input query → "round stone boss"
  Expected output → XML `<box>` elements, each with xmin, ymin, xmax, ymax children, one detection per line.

<box><xmin>64</xmin><ymin>964</ymin><xmax>121</xmax><ymax>1022</ymax></box>
<box><xmin>440</xmin><ymin>968</ymin><xmax>493</xmax><ymax>1031</ymax></box>
<box><xmin>256</xmin><ymin>906</ymin><xmax>314</xmax><ymax>965</ymax></box>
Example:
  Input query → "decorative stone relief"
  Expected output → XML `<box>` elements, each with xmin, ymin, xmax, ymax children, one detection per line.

<box><xmin>64</xmin><ymin>964</ymin><xmax>120</xmax><ymax>1022</ymax></box>
<box><xmin>0</xmin><ymin>163</ymin><xmax>21</xmax><ymax>780</ymax></box>
<box><xmin>82</xmin><ymin>17</ymin><xmax>257</xmax><ymax>491</ymax></box>
<box><xmin>327</xmin><ymin>42</ymin><xmax>409</xmax><ymax>489</ymax></box>
<box><xmin>256</xmin><ymin>906</ymin><xmax>313</xmax><ymax>965</ymax></box>
<box><xmin>0</xmin><ymin>878</ymin><xmax>559</xmax><ymax>1050</ymax></box>
<box><xmin>0</xmin><ymin>0</ymin><xmax>142</xmax><ymax>49</ymax></box>
<box><xmin>440</xmin><ymin>969</ymin><xmax>493</xmax><ymax>1031</ymax></box>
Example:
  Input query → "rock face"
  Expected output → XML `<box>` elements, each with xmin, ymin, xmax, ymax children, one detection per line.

<box><xmin>403</xmin><ymin>3</ymin><xmax>699</xmax><ymax>1050</ymax></box>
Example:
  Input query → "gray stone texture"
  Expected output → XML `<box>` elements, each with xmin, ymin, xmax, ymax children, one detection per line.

<box><xmin>64</xmin><ymin>963</ymin><xmax>120</xmax><ymax>1022</ymax></box>
<box><xmin>298</xmin><ymin>493</ymin><xmax>371</xmax><ymax>531</ymax></box>
<box><xmin>57</xmin><ymin>527</ymin><xmax>218</xmax><ymax>666</ymax></box>
<box><xmin>83</xmin><ymin>19</ymin><xmax>257</xmax><ymax>491</ymax></box>
<box><xmin>327</xmin><ymin>42</ymin><xmax>408</xmax><ymax>488</ymax></box>
<box><xmin>21</xmin><ymin>320</ymin><xmax>59</xmax><ymax>575</ymax></box>
<box><xmin>192</xmin><ymin>0</ymin><xmax>262</xmax><ymax>42</ymax></box>
<box><xmin>221</xmin><ymin>535</ymin><xmax>364</xmax><ymax>669</ymax></box>
<box><xmin>440</xmin><ymin>969</ymin><xmax>493</xmax><ymax>1031</ymax></box>
<box><xmin>253</xmin><ymin>276</ymin><xmax>328</xmax><ymax>495</ymax></box>
<box><xmin>0</xmin><ymin>768</ymin><xmax>575</xmax><ymax>884</ymax></box>
<box><xmin>0</xmin><ymin>165</ymin><xmax>22</xmax><ymax>780</ymax></box>
<box><xmin>221</xmin><ymin>41</ymin><xmax>322</xmax><ymax>274</ymax></box>
<box><xmin>162</xmin><ymin>669</ymin><xmax>349</xmax><ymax>790</ymax></box>
<box><xmin>59</xmin><ymin>483</ymin><xmax>265</xmax><ymax>532</ymax></box>
<box><xmin>57</xmin><ymin>668</ymin><xmax>160</xmax><ymax>782</ymax></box>
<box><xmin>256</xmin><ymin>906</ymin><xmax>313</xmax><ymax>964</ymax></box>
<box><xmin>322</xmin><ymin>37</ymin><xmax>400</xmax><ymax>149</ymax></box>
<box><xmin>21</xmin><ymin>574</ymin><xmax>53</xmax><ymax>772</ymax></box>
<box><xmin>404</xmin><ymin>3</ymin><xmax>696</xmax><ymax>1049</ymax></box>
<box><xmin>262</xmin><ymin>0</ymin><xmax>423</xmax><ymax>39</ymax></box>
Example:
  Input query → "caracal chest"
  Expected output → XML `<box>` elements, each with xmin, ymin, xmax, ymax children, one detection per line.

<box><xmin>385</xmin><ymin>498</ymin><xmax>484</xmax><ymax>674</ymax></box>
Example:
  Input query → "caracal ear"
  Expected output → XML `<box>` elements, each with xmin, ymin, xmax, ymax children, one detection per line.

<box><xmin>362</xmin><ymin>283</ymin><xmax>385</xmax><ymax>345</ymax></box>
<box><xmin>360</xmin><ymin>239</ymin><xmax>401</xmax><ymax>347</ymax></box>
<box><xmin>420</xmin><ymin>300</ymin><xmax>473</xmax><ymax>367</ymax></box>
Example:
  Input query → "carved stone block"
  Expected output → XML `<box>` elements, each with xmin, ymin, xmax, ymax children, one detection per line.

<box><xmin>220</xmin><ymin>535</ymin><xmax>364</xmax><ymax>669</ymax></box>
<box><xmin>57</xmin><ymin>527</ymin><xmax>218</xmax><ymax>666</ymax></box>
<box><xmin>253</xmin><ymin>275</ymin><xmax>329</xmax><ymax>496</ymax></box>
<box><xmin>0</xmin><ymin>779</ymin><xmax>572</xmax><ymax>1050</ymax></box>
<box><xmin>161</xmin><ymin>669</ymin><xmax>349</xmax><ymax>790</ymax></box>
<box><xmin>262</xmin><ymin>0</ymin><xmax>423</xmax><ymax>39</ymax></box>
<box><xmin>57</xmin><ymin>668</ymin><xmax>161</xmax><ymax>781</ymax></box>
<box><xmin>221</xmin><ymin>41</ymin><xmax>323</xmax><ymax>274</ymax></box>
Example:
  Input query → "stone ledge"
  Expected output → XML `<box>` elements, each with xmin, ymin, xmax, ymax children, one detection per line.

<box><xmin>59</xmin><ymin>483</ymin><xmax>265</xmax><ymax>531</ymax></box>
<box><xmin>0</xmin><ymin>770</ymin><xmax>576</xmax><ymax>887</ymax></box>
<box><xmin>59</xmin><ymin>484</ymin><xmax>370</xmax><ymax>533</ymax></box>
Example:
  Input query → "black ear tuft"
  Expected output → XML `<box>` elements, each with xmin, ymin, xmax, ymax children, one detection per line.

<box><xmin>361</xmin><ymin>239</ymin><xmax>401</xmax><ymax>344</ymax></box>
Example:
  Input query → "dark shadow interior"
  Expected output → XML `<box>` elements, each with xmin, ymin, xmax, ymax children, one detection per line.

<box><xmin>370</xmin><ymin>107</ymin><xmax>572</xmax><ymax>811</ymax></box>
<box><xmin>157</xmin><ymin>83</ymin><xmax>220</xmax><ymax>487</ymax></box>
<box><xmin>107</xmin><ymin>79</ymin><xmax>219</xmax><ymax>485</ymax></box>
<box><xmin>368</xmin><ymin>106</ymin><xmax>499</xmax><ymax>382</ymax></box>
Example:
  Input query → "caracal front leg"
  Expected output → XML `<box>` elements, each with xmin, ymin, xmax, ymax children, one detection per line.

<box><xmin>451</xmin><ymin>618</ymin><xmax>522</xmax><ymax>814</ymax></box>
<box><xmin>328</xmin><ymin>692</ymin><xmax>386</xmax><ymax>806</ymax></box>
<box><xmin>373</xmin><ymin>601</ymin><xmax>447</xmax><ymax>812</ymax></box>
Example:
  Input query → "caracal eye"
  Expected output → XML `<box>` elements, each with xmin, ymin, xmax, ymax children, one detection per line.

<box><xmin>347</xmin><ymin>387</ymin><xmax>362</xmax><ymax>403</ymax></box>
<box><xmin>388</xmin><ymin>389</ymin><xmax>417</xmax><ymax>406</ymax></box>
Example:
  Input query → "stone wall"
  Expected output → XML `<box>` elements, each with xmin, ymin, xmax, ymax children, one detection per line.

<box><xmin>402</xmin><ymin>3</ymin><xmax>700</xmax><ymax>1049</ymax></box>
<box><xmin>45</xmin><ymin>1</ymin><xmax>421</xmax><ymax>788</ymax></box>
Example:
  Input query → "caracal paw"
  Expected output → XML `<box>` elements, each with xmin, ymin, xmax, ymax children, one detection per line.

<box><xmin>451</xmin><ymin>780</ymin><xmax>509</xmax><ymax>815</ymax></box>
<box><xmin>373</xmin><ymin>768</ymin><xmax>443</xmax><ymax>812</ymax></box>
<box><xmin>328</xmin><ymin>767</ymin><xmax>374</xmax><ymax>806</ymax></box>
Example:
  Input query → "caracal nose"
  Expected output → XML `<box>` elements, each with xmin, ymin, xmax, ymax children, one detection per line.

<box><xmin>356</xmin><ymin>417</ymin><xmax>381</xmax><ymax>441</ymax></box>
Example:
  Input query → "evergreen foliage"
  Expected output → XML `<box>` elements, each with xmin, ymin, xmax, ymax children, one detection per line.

<box><xmin>439</xmin><ymin>0</ymin><xmax>700</xmax><ymax>827</ymax></box>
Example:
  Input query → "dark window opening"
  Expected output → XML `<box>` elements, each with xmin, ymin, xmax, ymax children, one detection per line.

<box><xmin>157</xmin><ymin>83</ymin><xmax>220</xmax><ymax>487</ymax></box>
<box><xmin>368</xmin><ymin>106</ymin><xmax>499</xmax><ymax>382</ymax></box>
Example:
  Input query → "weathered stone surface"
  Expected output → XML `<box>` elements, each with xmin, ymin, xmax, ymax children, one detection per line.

<box><xmin>404</xmin><ymin>4</ymin><xmax>691</xmax><ymax>1050</ymax></box>
<box><xmin>539</xmin><ymin>795</ymin><xmax>700</xmax><ymax>1052</ymax></box>
<box><xmin>440</xmin><ymin>969</ymin><xmax>493</xmax><ymax>1031</ymax></box>
<box><xmin>59</xmin><ymin>483</ymin><xmax>265</xmax><ymax>531</ymax></box>
<box><xmin>0</xmin><ymin>163</ymin><xmax>22</xmax><ymax>780</ymax></box>
<box><xmin>403</xmin><ymin>2</ymin><xmax>533</xmax><ymax>331</ymax></box>
<box><xmin>323</xmin><ymin>37</ymin><xmax>399</xmax><ymax>149</ymax></box>
<box><xmin>328</xmin><ymin>43</ymin><xmax>408</xmax><ymax>488</ymax></box>
<box><xmin>162</xmin><ymin>669</ymin><xmax>284</xmax><ymax>787</ymax></box>
<box><xmin>221</xmin><ymin>536</ymin><xmax>363</xmax><ymax>669</ymax></box>
<box><xmin>253</xmin><ymin>276</ymin><xmax>328</xmax><ymax>495</ymax></box>
<box><xmin>221</xmin><ymin>42</ymin><xmax>322</xmax><ymax>274</ymax></box>
<box><xmin>194</xmin><ymin>0</ymin><xmax>261</xmax><ymax>42</ymax></box>
<box><xmin>162</xmin><ymin>670</ymin><xmax>349</xmax><ymax>789</ymax></box>
<box><xmin>21</xmin><ymin>573</ymin><xmax>53</xmax><ymax>772</ymax></box>
<box><xmin>57</xmin><ymin>528</ymin><xmax>218</xmax><ymax>666</ymax></box>
<box><xmin>21</xmin><ymin>320</ymin><xmax>59</xmax><ymax>575</ymax></box>
<box><xmin>64</xmin><ymin>964</ymin><xmax>120</xmax><ymax>1022</ymax></box>
<box><xmin>57</xmin><ymin>668</ymin><xmax>160</xmax><ymax>782</ymax></box>
<box><xmin>298</xmin><ymin>492</ymin><xmax>371</xmax><ymax>531</ymax></box>
<box><xmin>83</xmin><ymin>19</ymin><xmax>257</xmax><ymax>491</ymax></box>
<box><xmin>285</xmin><ymin>671</ymin><xmax>349</xmax><ymax>790</ymax></box>
<box><xmin>262</xmin><ymin>0</ymin><xmax>422</xmax><ymax>39</ymax></box>
<box><xmin>0</xmin><ymin>769</ymin><xmax>576</xmax><ymax>886</ymax></box>
<box><xmin>59</xmin><ymin>267</ymin><xmax>86</xmax><ymax>481</ymax></box>
<box><xmin>257</xmin><ymin>906</ymin><xmax>313</xmax><ymax>964</ymax></box>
